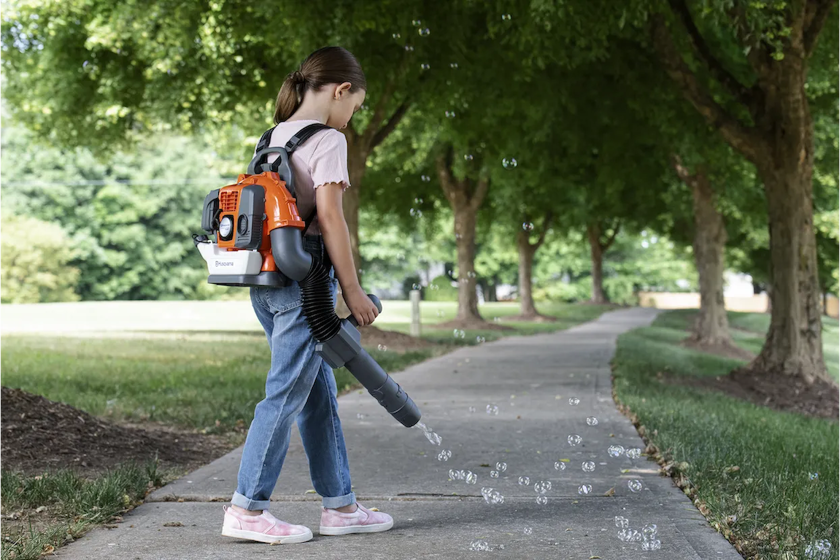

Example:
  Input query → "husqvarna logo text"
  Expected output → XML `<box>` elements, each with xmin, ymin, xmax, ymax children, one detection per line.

<box><xmin>215</xmin><ymin>261</ymin><xmax>234</xmax><ymax>267</ymax></box>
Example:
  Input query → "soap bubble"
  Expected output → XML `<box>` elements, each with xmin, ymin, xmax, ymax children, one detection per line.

<box><xmin>392</xmin><ymin>33</ymin><xmax>401</xmax><ymax>39</ymax></box>
<box><xmin>642</xmin><ymin>524</ymin><xmax>658</xmax><ymax>538</ymax></box>
<box><xmin>567</xmin><ymin>434</ymin><xmax>582</xmax><ymax>446</ymax></box>
<box><xmin>805</xmin><ymin>540</ymin><xmax>832</xmax><ymax>559</ymax></box>
<box><xmin>437</xmin><ymin>449</ymin><xmax>452</xmax><ymax>462</ymax></box>
<box><xmin>585</xmin><ymin>416</ymin><xmax>598</xmax><ymax>426</ymax></box>
<box><xmin>468</xmin><ymin>406</ymin><xmax>476</xmax><ymax>413</ymax></box>
<box><xmin>502</xmin><ymin>157</ymin><xmax>517</xmax><ymax>169</ymax></box>
<box><xmin>568</xmin><ymin>397</ymin><xmax>580</xmax><ymax>406</ymax></box>
<box><xmin>450</xmin><ymin>62</ymin><xmax>459</xmax><ymax>68</ymax></box>
<box><xmin>608</xmin><ymin>445</ymin><xmax>625</xmax><ymax>458</ymax></box>
<box><xmin>627</xmin><ymin>479</ymin><xmax>643</xmax><ymax>492</ymax></box>
<box><xmin>501</xmin><ymin>13</ymin><xmax>512</xmax><ymax>20</ymax></box>
<box><xmin>377</xmin><ymin>344</ymin><xmax>388</xmax><ymax>351</ymax></box>
<box><xmin>409</xmin><ymin>208</ymin><xmax>422</xmax><ymax>218</ymax></box>
<box><xmin>523</xmin><ymin>527</ymin><xmax>533</xmax><ymax>535</ymax></box>
<box><xmin>495</xmin><ymin>462</ymin><xmax>507</xmax><ymax>472</ymax></box>
<box><xmin>536</xmin><ymin>495</ymin><xmax>547</xmax><ymax>505</ymax></box>
<box><xmin>614</xmin><ymin>516</ymin><xmax>629</xmax><ymax>529</ymax></box>
<box><xmin>412</xmin><ymin>19</ymin><xmax>422</xmax><ymax>26</ymax></box>
<box><xmin>469</xmin><ymin>540</ymin><xmax>489</xmax><ymax>551</ymax></box>
<box><xmin>554</xmin><ymin>461</ymin><xmax>566</xmax><ymax>471</ymax></box>
<box><xmin>578</xmin><ymin>484</ymin><xmax>592</xmax><ymax>495</ymax></box>
<box><xmin>809</xmin><ymin>472</ymin><xmax>819</xmax><ymax>480</ymax></box>
<box><xmin>486</xmin><ymin>404</ymin><xmax>499</xmax><ymax>415</ymax></box>
<box><xmin>465</xmin><ymin>471</ymin><xmax>477</xmax><ymax>484</ymax></box>
<box><xmin>522</xmin><ymin>222</ymin><xmax>533</xmax><ymax>231</ymax></box>
<box><xmin>464</xmin><ymin>154</ymin><xmax>474</xmax><ymax>161</ymax></box>
<box><xmin>518</xmin><ymin>476</ymin><xmax>530</xmax><ymax>486</ymax></box>
<box><xmin>625</xmin><ymin>448</ymin><xmax>642</xmax><ymax>459</ymax></box>
<box><xmin>445</xmin><ymin>110</ymin><xmax>456</xmax><ymax>118</ymax></box>
<box><xmin>476</xmin><ymin>336</ymin><xmax>486</xmax><ymax>343</ymax></box>
<box><xmin>420</xmin><ymin>63</ymin><xmax>430</xmax><ymax>70</ymax></box>
<box><xmin>421</xmin><ymin>174</ymin><xmax>431</xmax><ymax>182</ymax></box>
<box><xmin>418</xmin><ymin>27</ymin><xmax>430</xmax><ymax>36</ymax></box>
<box><xmin>356</xmin><ymin>413</ymin><xmax>366</xmax><ymax>419</ymax></box>
<box><xmin>642</xmin><ymin>539</ymin><xmax>662</xmax><ymax>551</ymax></box>
<box><xmin>449</xmin><ymin>469</ymin><xmax>456</xmax><ymax>479</ymax></box>
<box><xmin>490</xmin><ymin>470</ymin><xmax>499</xmax><ymax>478</ymax></box>
<box><xmin>582</xmin><ymin>461</ymin><xmax>596</xmax><ymax>473</ymax></box>
<box><xmin>404</xmin><ymin>45</ymin><xmax>414</xmax><ymax>52</ymax></box>
<box><xmin>534</xmin><ymin>480</ymin><xmax>551</xmax><ymax>494</ymax></box>
<box><xmin>414</xmin><ymin>197</ymin><xmax>424</xmax><ymax>204</ymax></box>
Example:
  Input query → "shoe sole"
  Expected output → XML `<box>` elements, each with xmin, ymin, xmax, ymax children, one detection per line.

<box><xmin>319</xmin><ymin>519</ymin><xmax>394</xmax><ymax>535</ymax></box>
<box><xmin>221</xmin><ymin>526</ymin><xmax>313</xmax><ymax>544</ymax></box>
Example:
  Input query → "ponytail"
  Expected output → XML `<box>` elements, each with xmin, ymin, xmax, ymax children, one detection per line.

<box><xmin>273</xmin><ymin>46</ymin><xmax>367</xmax><ymax>124</ymax></box>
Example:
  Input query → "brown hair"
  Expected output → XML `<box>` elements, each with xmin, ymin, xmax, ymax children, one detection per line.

<box><xmin>274</xmin><ymin>46</ymin><xmax>367</xmax><ymax>125</ymax></box>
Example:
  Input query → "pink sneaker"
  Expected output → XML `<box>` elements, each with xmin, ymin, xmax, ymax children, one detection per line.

<box><xmin>319</xmin><ymin>503</ymin><xmax>394</xmax><ymax>535</ymax></box>
<box><xmin>221</xmin><ymin>505</ymin><xmax>313</xmax><ymax>544</ymax></box>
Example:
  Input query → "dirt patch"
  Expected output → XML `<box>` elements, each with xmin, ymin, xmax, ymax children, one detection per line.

<box><xmin>1</xmin><ymin>387</ymin><xmax>239</xmax><ymax>478</ymax></box>
<box><xmin>659</xmin><ymin>369</ymin><xmax>839</xmax><ymax>421</ymax></box>
<box><xmin>358</xmin><ymin>325</ymin><xmax>439</xmax><ymax>351</ymax></box>
<box><xmin>504</xmin><ymin>313</ymin><xmax>558</xmax><ymax>323</ymax></box>
<box><xmin>434</xmin><ymin>318</ymin><xmax>516</xmax><ymax>331</ymax></box>
<box><xmin>680</xmin><ymin>337</ymin><xmax>756</xmax><ymax>361</ymax></box>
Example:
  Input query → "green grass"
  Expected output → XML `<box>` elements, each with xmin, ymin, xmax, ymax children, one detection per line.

<box><xmin>1</xmin><ymin>460</ymin><xmax>167</xmax><ymax>560</ymax></box>
<box><xmin>653</xmin><ymin>309</ymin><xmax>839</xmax><ymax>382</ymax></box>
<box><xmin>612</xmin><ymin>310</ymin><xmax>839</xmax><ymax>559</ymax></box>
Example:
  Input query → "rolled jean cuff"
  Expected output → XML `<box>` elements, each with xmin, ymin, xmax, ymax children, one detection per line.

<box><xmin>231</xmin><ymin>491</ymin><xmax>271</xmax><ymax>511</ymax></box>
<box><xmin>322</xmin><ymin>491</ymin><xmax>356</xmax><ymax>509</ymax></box>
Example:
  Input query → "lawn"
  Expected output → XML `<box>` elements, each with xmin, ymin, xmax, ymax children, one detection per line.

<box><xmin>612</xmin><ymin>310</ymin><xmax>839</xmax><ymax>559</ymax></box>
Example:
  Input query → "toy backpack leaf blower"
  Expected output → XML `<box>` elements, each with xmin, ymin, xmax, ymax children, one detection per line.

<box><xmin>193</xmin><ymin>123</ymin><xmax>421</xmax><ymax>428</ymax></box>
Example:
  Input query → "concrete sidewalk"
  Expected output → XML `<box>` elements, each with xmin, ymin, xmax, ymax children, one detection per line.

<box><xmin>56</xmin><ymin>308</ymin><xmax>742</xmax><ymax>559</ymax></box>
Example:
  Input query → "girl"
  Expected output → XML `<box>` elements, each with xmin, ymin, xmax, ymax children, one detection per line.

<box><xmin>221</xmin><ymin>46</ymin><xmax>393</xmax><ymax>545</ymax></box>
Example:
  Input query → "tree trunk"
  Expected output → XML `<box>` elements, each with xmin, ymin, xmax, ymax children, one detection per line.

<box><xmin>749</xmin><ymin>150</ymin><xmax>826</xmax><ymax>383</ymax></box>
<box><xmin>517</xmin><ymin>229</ymin><xmax>539</xmax><ymax>316</ymax></box>
<box><xmin>671</xmin><ymin>156</ymin><xmax>733</xmax><ymax>346</ymax></box>
<box><xmin>689</xmin><ymin>168</ymin><xmax>732</xmax><ymax>345</ymax></box>
<box><xmin>454</xmin><ymin>208</ymin><xmax>481</xmax><ymax>321</ymax></box>
<box><xmin>587</xmin><ymin>223</ymin><xmax>606</xmax><ymax>304</ymax></box>
<box><xmin>435</xmin><ymin>145</ymin><xmax>489</xmax><ymax>324</ymax></box>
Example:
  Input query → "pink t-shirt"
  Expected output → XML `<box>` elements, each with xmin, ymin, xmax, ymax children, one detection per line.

<box><xmin>252</xmin><ymin>119</ymin><xmax>351</xmax><ymax>236</ymax></box>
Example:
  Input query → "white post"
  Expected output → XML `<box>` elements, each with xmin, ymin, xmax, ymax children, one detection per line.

<box><xmin>409</xmin><ymin>289</ymin><xmax>421</xmax><ymax>337</ymax></box>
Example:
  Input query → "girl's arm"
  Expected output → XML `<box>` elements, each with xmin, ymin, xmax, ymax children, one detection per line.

<box><xmin>315</xmin><ymin>182</ymin><xmax>357</xmax><ymax>292</ymax></box>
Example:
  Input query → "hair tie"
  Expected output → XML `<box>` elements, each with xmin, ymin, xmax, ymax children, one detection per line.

<box><xmin>292</xmin><ymin>70</ymin><xmax>305</xmax><ymax>84</ymax></box>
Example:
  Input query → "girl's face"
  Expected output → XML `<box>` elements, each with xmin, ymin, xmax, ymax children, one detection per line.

<box><xmin>330</xmin><ymin>82</ymin><xmax>366</xmax><ymax>130</ymax></box>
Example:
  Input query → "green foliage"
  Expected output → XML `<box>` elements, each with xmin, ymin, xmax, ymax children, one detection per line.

<box><xmin>1</xmin><ymin>116</ymin><xmax>242</xmax><ymax>301</ymax></box>
<box><xmin>424</xmin><ymin>274</ymin><xmax>458</xmax><ymax>302</ymax></box>
<box><xmin>0</xmin><ymin>214</ymin><xmax>81</xmax><ymax>303</ymax></box>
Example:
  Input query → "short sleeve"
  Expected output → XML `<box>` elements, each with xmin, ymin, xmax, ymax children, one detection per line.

<box><xmin>309</xmin><ymin>130</ymin><xmax>351</xmax><ymax>191</ymax></box>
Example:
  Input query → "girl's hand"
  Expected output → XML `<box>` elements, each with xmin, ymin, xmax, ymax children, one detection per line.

<box><xmin>344</xmin><ymin>286</ymin><xmax>379</xmax><ymax>327</ymax></box>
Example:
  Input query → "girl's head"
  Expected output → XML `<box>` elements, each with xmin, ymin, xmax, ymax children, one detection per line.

<box><xmin>274</xmin><ymin>46</ymin><xmax>367</xmax><ymax>130</ymax></box>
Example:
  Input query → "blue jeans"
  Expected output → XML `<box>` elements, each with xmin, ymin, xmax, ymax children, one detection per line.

<box><xmin>231</xmin><ymin>264</ymin><xmax>356</xmax><ymax>510</ymax></box>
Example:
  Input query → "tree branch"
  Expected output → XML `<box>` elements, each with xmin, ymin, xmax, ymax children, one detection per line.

<box><xmin>650</xmin><ymin>15</ymin><xmax>764</xmax><ymax>164</ymax></box>
<box><xmin>370</xmin><ymin>99</ymin><xmax>411</xmax><ymax>151</ymax></box>
<box><xmin>435</xmin><ymin>144</ymin><xmax>456</xmax><ymax>205</ymax></box>
<box><xmin>602</xmin><ymin>220</ymin><xmax>621</xmax><ymax>251</ymax></box>
<box><xmin>534</xmin><ymin>210</ymin><xmax>554</xmax><ymax>250</ymax></box>
<box><xmin>667</xmin><ymin>0</ymin><xmax>754</xmax><ymax>108</ymax></box>
<box><xmin>803</xmin><ymin>0</ymin><xmax>836</xmax><ymax>58</ymax></box>
<box><xmin>469</xmin><ymin>175</ymin><xmax>490</xmax><ymax>213</ymax></box>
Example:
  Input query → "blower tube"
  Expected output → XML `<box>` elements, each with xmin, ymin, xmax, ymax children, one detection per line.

<box><xmin>270</xmin><ymin>228</ymin><xmax>422</xmax><ymax>428</ymax></box>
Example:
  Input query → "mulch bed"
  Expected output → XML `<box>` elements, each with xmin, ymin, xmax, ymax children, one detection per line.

<box><xmin>358</xmin><ymin>325</ymin><xmax>439</xmax><ymax>351</ymax></box>
<box><xmin>660</xmin><ymin>368</ymin><xmax>839</xmax><ymax>421</ymax></box>
<box><xmin>1</xmin><ymin>387</ymin><xmax>237</xmax><ymax>478</ymax></box>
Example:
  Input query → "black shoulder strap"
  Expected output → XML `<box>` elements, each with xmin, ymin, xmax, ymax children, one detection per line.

<box><xmin>254</xmin><ymin>123</ymin><xmax>331</xmax><ymax>236</ymax></box>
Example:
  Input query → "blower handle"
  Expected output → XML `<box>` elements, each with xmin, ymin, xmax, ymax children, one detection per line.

<box><xmin>345</xmin><ymin>294</ymin><xmax>382</xmax><ymax>328</ymax></box>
